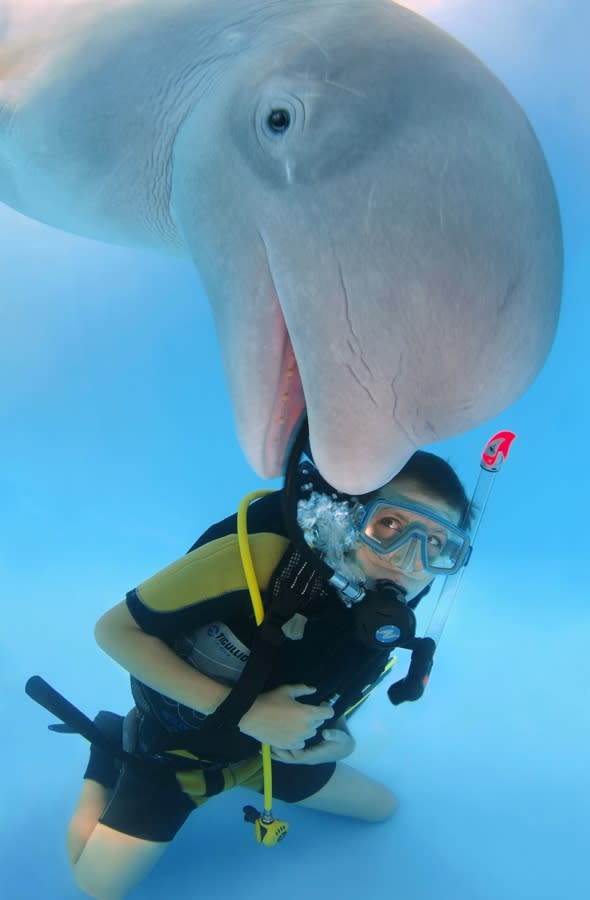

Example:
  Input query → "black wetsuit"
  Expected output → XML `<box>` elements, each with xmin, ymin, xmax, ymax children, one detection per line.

<box><xmin>87</xmin><ymin>492</ymin><xmax>391</xmax><ymax>841</ymax></box>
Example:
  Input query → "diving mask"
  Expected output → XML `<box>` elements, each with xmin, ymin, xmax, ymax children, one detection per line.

<box><xmin>358</xmin><ymin>496</ymin><xmax>471</xmax><ymax>576</ymax></box>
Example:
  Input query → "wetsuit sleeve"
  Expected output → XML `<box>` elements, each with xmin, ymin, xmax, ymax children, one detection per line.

<box><xmin>126</xmin><ymin>532</ymin><xmax>288</xmax><ymax>640</ymax></box>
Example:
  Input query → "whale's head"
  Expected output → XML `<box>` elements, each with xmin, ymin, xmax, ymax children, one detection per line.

<box><xmin>170</xmin><ymin>1</ymin><xmax>562</xmax><ymax>493</ymax></box>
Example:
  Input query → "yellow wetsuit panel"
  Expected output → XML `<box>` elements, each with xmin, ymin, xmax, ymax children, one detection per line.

<box><xmin>134</xmin><ymin>531</ymin><xmax>289</xmax><ymax>613</ymax></box>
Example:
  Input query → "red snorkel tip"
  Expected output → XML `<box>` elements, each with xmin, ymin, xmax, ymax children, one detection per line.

<box><xmin>481</xmin><ymin>430</ymin><xmax>517</xmax><ymax>472</ymax></box>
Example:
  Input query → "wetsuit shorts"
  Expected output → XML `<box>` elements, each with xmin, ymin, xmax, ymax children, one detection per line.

<box><xmin>84</xmin><ymin>712</ymin><xmax>336</xmax><ymax>842</ymax></box>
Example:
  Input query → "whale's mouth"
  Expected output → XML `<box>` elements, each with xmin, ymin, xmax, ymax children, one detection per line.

<box><xmin>261</xmin><ymin>298</ymin><xmax>305</xmax><ymax>478</ymax></box>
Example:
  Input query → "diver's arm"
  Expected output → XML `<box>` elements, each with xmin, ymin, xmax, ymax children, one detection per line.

<box><xmin>94</xmin><ymin>601</ymin><xmax>334</xmax><ymax>749</ymax></box>
<box><xmin>95</xmin><ymin>601</ymin><xmax>230</xmax><ymax>714</ymax></box>
<box><xmin>270</xmin><ymin>715</ymin><xmax>355</xmax><ymax>765</ymax></box>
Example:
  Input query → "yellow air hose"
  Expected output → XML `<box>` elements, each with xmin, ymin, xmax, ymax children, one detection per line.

<box><xmin>236</xmin><ymin>490</ymin><xmax>398</xmax><ymax>843</ymax></box>
<box><xmin>237</xmin><ymin>490</ymin><xmax>289</xmax><ymax>845</ymax></box>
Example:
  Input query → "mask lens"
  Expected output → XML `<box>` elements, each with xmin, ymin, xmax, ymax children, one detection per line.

<box><xmin>360</xmin><ymin>500</ymin><xmax>469</xmax><ymax>574</ymax></box>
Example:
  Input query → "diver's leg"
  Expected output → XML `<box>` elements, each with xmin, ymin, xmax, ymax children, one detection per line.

<box><xmin>67</xmin><ymin>711</ymin><xmax>125</xmax><ymax>864</ymax></box>
<box><xmin>293</xmin><ymin>762</ymin><xmax>399</xmax><ymax>822</ymax></box>
<box><xmin>71</xmin><ymin>755</ymin><xmax>195</xmax><ymax>899</ymax></box>
<box><xmin>66</xmin><ymin>709</ymin><xmax>123</xmax><ymax>866</ymax></box>
<box><xmin>72</xmin><ymin>823</ymin><xmax>169</xmax><ymax>900</ymax></box>
<box><xmin>67</xmin><ymin>779</ymin><xmax>111</xmax><ymax>865</ymax></box>
<box><xmin>66</xmin><ymin>777</ymin><xmax>169</xmax><ymax>898</ymax></box>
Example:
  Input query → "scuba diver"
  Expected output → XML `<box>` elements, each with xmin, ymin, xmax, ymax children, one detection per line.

<box><xmin>28</xmin><ymin>420</ymin><xmax>500</xmax><ymax>900</ymax></box>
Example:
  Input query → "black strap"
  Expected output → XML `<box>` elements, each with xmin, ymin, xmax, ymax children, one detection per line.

<box><xmin>25</xmin><ymin>676</ymin><xmax>163</xmax><ymax>776</ymax></box>
<box><xmin>195</xmin><ymin>545</ymin><xmax>325</xmax><ymax>736</ymax></box>
<box><xmin>387</xmin><ymin>637</ymin><xmax>436</xmax><ymax>704</ymax></box>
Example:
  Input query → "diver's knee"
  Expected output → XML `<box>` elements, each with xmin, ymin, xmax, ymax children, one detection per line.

<box><xmin>71</xmin><ymin>823</ymin><xmax>168</xmax><ymax>900</ymax></box>
<box><xmin>73</xmin><ymin>865</ymin><xmax>125</xmax><ymax>900</ymax></box>
<box><xmin>363</xmin><ymin>787</ymin><xmax>399</xmax><ymax>823</ymax></box>
<box><xmin>73</xmin><ymin>863</ymin><xmax>107</xmax><ymax>900</ymax></box>
<box><xmin>71</xmin><ymin>844</ymin><xmax>124</xmax><ymax>900</ymax></box>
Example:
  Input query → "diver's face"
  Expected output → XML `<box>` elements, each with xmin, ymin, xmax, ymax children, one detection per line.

<box><xmin>353</xmin><ymin>477</ymin><xmax>462</xmax><ymax>600</ymax></box>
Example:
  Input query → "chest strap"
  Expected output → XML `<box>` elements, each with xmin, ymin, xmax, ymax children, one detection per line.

<box><xmin>191</xmin><ymin>543</ymin><xmax>325</xmax><ymax>740</ymax></box>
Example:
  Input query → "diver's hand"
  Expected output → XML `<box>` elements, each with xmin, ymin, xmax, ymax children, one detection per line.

<box><xmin>238</xmin><ymin>684</ymin><xmax>334</xmax><ymax>750</ymax></box>
<box><xmin>270</xmin><ymin>728</ymin><xmax>356</xmax><ymax>765</ymax></box>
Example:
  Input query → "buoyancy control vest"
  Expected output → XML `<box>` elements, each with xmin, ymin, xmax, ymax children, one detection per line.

<box><xmin>130</xmin><ymin>542</ymin><xmax>396</xmax><ymax>764</ymax></box>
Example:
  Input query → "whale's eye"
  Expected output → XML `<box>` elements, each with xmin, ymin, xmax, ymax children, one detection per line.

<box><xmin>267</xmin><ymin>108</ymin><xmax>291</xmax><ymax>133</ymax></box>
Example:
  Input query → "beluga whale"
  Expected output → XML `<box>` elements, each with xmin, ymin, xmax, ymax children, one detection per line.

<box><xmin>0</xmin><ymin>0</ymin><xmax>563</xmax><ymax>493</ymax></box>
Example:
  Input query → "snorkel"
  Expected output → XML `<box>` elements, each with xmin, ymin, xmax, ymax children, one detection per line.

<box><xmin>387</xmin><ymin>428</ymin><xmax>517</xmax><ymax>704</ymax></box>
<box><xmin>422</xmin><ymin>431</ymin><xmax>517</xmax><ymax>647</ymax></box>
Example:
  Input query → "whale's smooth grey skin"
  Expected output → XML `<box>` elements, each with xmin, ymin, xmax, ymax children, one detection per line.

<box><xmin>0</xmin><ymin>0</ymin><xmax>562</xmax><ymax>492</ymax></box>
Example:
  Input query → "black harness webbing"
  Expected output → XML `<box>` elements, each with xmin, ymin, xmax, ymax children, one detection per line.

<box><xmin>158</xmin><ymin>544</ymin><xmax>326</xmax><ymax>750</ymax></box>
<box><xmin>26</xmin><ymin>675</ymin><xmax>230</xmax><ymax>774</ymax></box>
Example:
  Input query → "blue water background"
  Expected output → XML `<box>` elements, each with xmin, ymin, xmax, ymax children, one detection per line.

<box><xmin>1</xmin><ymin>3</ymin><xmax>588</xmax><ymax>898</ymax></box>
